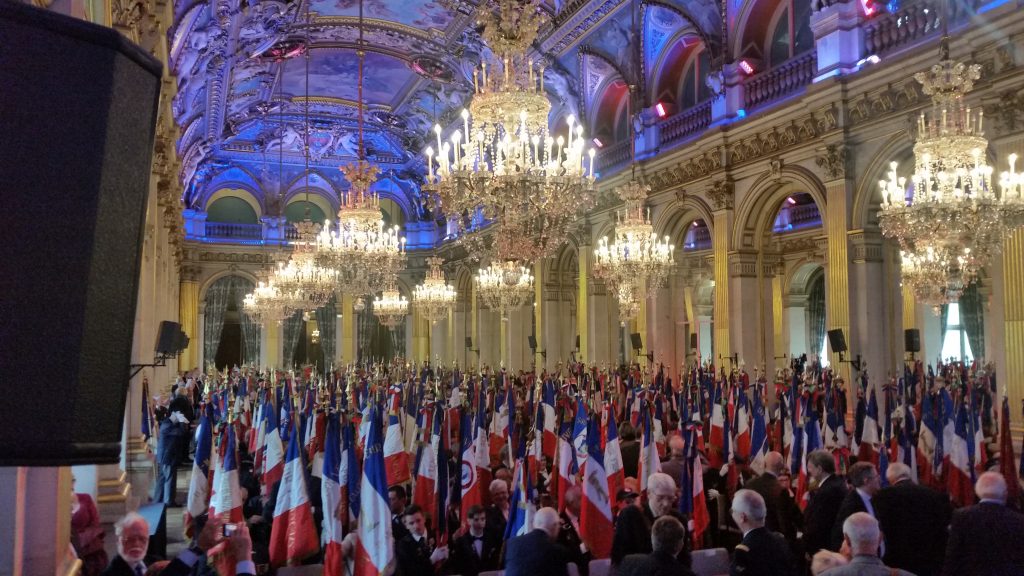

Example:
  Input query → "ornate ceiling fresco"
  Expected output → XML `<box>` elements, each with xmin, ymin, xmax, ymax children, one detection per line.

<box><xmin>169</xmin><ymin>0</ymin><xmax>723</xmax><ymax>232</ymax></box>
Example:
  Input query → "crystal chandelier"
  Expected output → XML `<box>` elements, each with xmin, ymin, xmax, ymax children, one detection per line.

<box><xmin>879</xmin><ymin>36</ymin><xmax>1024</xmax><ymax>308</ymax></box>
<box><xmin>593</xmin><ymin>179</ymin><xmax>675</xmax><ymax>320</ymax></box>
<box><xmin>243</xmin><ymin>277</ymin><xmax>298</xmax><ymax>325</ymax></box>
<box><xmin>413</xmin><ymin>256</ymin><xmax>458</xmax><ymax>325</ymax></box>
<box><xmin>476</xmin><ymin>260</ymin><xmax>534</xmax><ymax>320</ymax></box>
<box><xmin>316</xmin><ymin>5</ymin><xmax>406</xmax><ymax>296</ymax></box>
<box><xmin>373</xmin><ymin>282</ymin><xmax>409</xmax><ymax>330</ymax></box>
<box><xmin>422</xmin><ymin>0</ymin><xmax>596</xmax><ymax>261</ymax></box>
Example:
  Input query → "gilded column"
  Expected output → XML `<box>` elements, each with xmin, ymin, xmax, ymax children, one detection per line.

<box><xmin>849</xmin><ymin>229</ymin><xmax>888</xmax><ymax>385</ymax></box>
<box><xmin>729</xmin><ymin>251</ymin><xmax>759</xmax><ymax>366</ymax></box>
<box><xmin>709</xmin><ymin>180</ymin><xmax>735</xmax><ymax>363</ymax></box>
<box><xmin>471</xmin><ymin>282</ymin><xmax>479</xmax><ymax>370</ymax></box>
<box><xmin>772</xmin><ymin>266</ymin><xmax>784</xmax><ymax>370</ymax></box>
<box><xmin>535</xmin><ymin>260</ymin><xmax>545</xmax><ymax>370</ymax></box>
<box><xmin>636</xmin><ymin>277</ymin><xmax>648</xmax><ymax>367</ymax></box>
<box><xmin>177</xmin><ymin>265</ymin><xmax>201</xmax><ymax>371</ymax></box>
<box><xmin>1003</xmin><ymin>229</ymin><xmax>1024</xmax><ymax>431</ymax></box>
<box><xmin>578</xmin><ymin>243</ymin><xmax>590</xmax><ymax>364</ymax></box>
<box><xmin>818</xmin><ymin>144</ymin><xmax>853</xmax><ymax>385</ymax></box>
<box><xmin>448</xmin><ymin>307</ymin><xmax>455</xmax><ymax>366</ymax></box>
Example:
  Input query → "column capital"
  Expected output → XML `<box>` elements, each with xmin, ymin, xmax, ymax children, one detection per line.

<box><xmin>849</xmin><ymin>229</ymin><xmax>884</xmax><ymax>263</ymax></box>
<box><xmin>815</xmin><ymin>143</ymin><xmax>851</xmax><ymax>182</ymax></box>
<box><xmin>707</xmin><ymin>178</ymin><xmax>735</xmax><ymax>212</ymax></box>
<box><xmin>728</xmin><ymin>251</ymin><xmax>759</xmax><ymax>278</ymax></box>
<box><xmin>180</xmin><ymin>264</ymin><xmax>203</xmax><ymax>282</ymax></box>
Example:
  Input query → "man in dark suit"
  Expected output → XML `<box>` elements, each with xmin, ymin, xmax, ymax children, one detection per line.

<box><xmin>729</xmin><ymin>489</ymin><xmax>795</xmax><ymax>576</ymax></box>
<box><xmin>559</xmin><ymin>486</ymin><xmax>592</xmax><ymax>576</ymax></box>
<box><xmin>829</xmin><ymin>461</ymin><xmax>880</xmax><ymax>551</ymax></box>
<box><xmin>152</xmin><ymin>392</ymin><xmax>189</xmax><ymax>506</ymax></box>
<box><xmin>942</xmin><ymin>471</ymin><xmax>1024</xmax><ymax>576</ymax></box>
<box><xmin>619</xmin><ymin>423</ymin><xmax>640</xmax><ymax>479</ymax></box>
<box><xmin>451</xmin><ymin>505</ymin><xmax>500</xmax><ymax>576</ymax></box>
<box><xmin>504</xmin><ymin>507</ymin><xmax>569</xmax><ymax>576</ymax></box>
<box><xmin>611</xmin><ymin>472</ymin><xmax>691</xmax><ymax>569</ymax></box>
<box><xmin>872</xmin><ymin>462</ymin><xmax>951</xmax><ymax>576</ymax></box>
<box><xmin>745</xmin><ymin>451</ymin><xmax>803</xmax><ymax>545</ymax></box>
<box><xmin>396</xmin><ymin>505</ymin><xmax>449</xmax><ymax>576</ymax></box>
<box><xmin>102</xmin><ymin>512</ymin><xmax>256</xmax><ymax>576</ymax></box>
<box><xmin>659</xmin><ymin>436</ymin><xmax>686</xmax><ymax>484</ymax></box>
<box><xmin>802</xmin><ymin>450</ymin><xmax>847</xmax><ymax>555</ymax></box>
<box><xmin>825</xmin><ymin>513</ymin><xmax>913</xmax><ymax>576</ymax></box>
<box><xmin>617</xmin><ymin>516</ymin><xmax>696</xmax><ymax>576</ymax></box>
<box><xmin>389</xmin><ymin>485</ymin><xmax>411</xmax><ymax>542</ymax></box>
<box><xmin>485</xmin><ymin>478</ymin><xmax>511</xmax><ymax>539</ymax></box>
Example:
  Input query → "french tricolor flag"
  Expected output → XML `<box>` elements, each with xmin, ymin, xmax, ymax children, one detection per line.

<box><xmin>679</xmin><ymin>421</ymin><xmax>710</xmax><ymax>549</ymax></box>
<box><xmin>185</xmin><ymin>403</ymin><xmax>213</xmax><ymax>536</ymax></box>
<box><xmin>412</xmin><ymin>403</ymin><xmax>438</xmax><ymax>514</ymax></box>
<box><xmin>208</xmin><ymin>422</ymin><xmax>243</xmax><ymax>576</ymax></box>
<box><xmin>269</xmin><ymin>423</ymin><xmax>320</xmax><ymax>568</ymax></box>
<box><xmin>322</xmin><ymin>412</ymin><xmax>345</xmax><ymax>576</ymax></box>
<box><xmin>556</xmin><ymin>412</ymin><xmax>577</xmax><ymax>512</ymax></box>
<box><xmin>459</xmin><ymin>403</ymin><xmax>484</xmax><ymax>520</ymax></box>
<box><xmin>858</xmin><ymin>388</ymin><xmax>881</xmax><ymax>466</ymax></box>
<box><xmin>355</xmin><ymin>406</ymin><xmax>394</xmax><ymax>576</ymax></box>
<box><xmin>638</xmin><ymin>399</ymin><xmax>662</xmax><ymax>494</ymax></box>
<box><xmin>580</xmin><ymin>413</ymin><xmax>613</xmax><ymax>559</ymax></box>
<box><xmin>749</xmin><ymin>388</ymin><xmax>769</xmax><ymax>474</ymax></box>
<box><xmin>603</xmin><ymin>406</ymin><xmax>625</xmax><ymax>505</ymax></box>
<box><xmin>472</xmin><ymin>387</ymin><xmax>492</xmax><ymax>509</ymax></box>
<box><xmin>263</xmin><ymin>395</ymin><xmax>285</xmax><ymax>488</ymax></box>
<box><xmin>384</xmin><ymin>387</ymin><xmax>411</xmax><ymax>486</ymax></box>
<box><xmin>489</xmin><ymin>377</ymin><xmax>508</xmax><ymax>463</ymax></box>
<box><xmin>542</xmin><ymin>380</ymin><xmax>558</xmax><ymax>460</ymax></box>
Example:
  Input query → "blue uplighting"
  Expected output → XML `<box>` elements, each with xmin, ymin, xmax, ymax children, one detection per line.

<box><xmin>736</xmin><ymin>109</ymin><xmax>747</xmax><ymax>118</ymax></box>
<box><xmin>978</xmin><ymin>0</ymin><xmax>1011</xmax><ymax>13</ymax></box>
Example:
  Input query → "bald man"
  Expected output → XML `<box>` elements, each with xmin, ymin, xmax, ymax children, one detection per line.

<box><xmin>942</xmin><ymin>471</ymin><xmax>1024</xmax><ymax>576</ymax></box>
<box><xmin>872</xmin><ymin>462</ymin><xmax>951</xmax><ymax>576</ymax></box>
<box><xmin>504</xmin><ymin>507</ymin><xmax>569</xmax><ymax>576</ymax></box>
<box><xmin>745</xmin><ymin>451</ymin><xmax>803</xmax><ymax>546</ymax></box>
<box><xmin>819</xmin><ymin>513</ymin><xmax>912</xmax><ymax>576</ymax></box>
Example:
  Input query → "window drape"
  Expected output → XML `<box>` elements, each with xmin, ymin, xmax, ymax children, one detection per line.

<box><xmin>203</xmin><ymin>278</ymin><xmax>234</xmax><ymax>368</ymax></box>
<box><xmin>959</xmin><ymin>283</ymin><xmax>985</xmax><ymax>361</ymax></box>
<box><xmin>808</xmin><ymin>274</ymin><xmax>826</xmax><ymax>359</ymax></box>
<box><xmin>282</xmin><ymin>309</ymin><xmax>304</xmax><ymax>369</ymax></box>
<box><xmin>314</xmin><ymin>297</ymin><xmax>337</xmax><ymax>370</ymax></box>
<box><xmin>231</xmin><ymin>278</ymin><xmax>260</xmax><ymax>366</ymax></box>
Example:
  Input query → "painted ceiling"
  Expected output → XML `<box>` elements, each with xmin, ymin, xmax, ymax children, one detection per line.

<box><xmin>169</xmin><ymin>0</ymin><xmax>724</xmax><ymax>228</ymax></box>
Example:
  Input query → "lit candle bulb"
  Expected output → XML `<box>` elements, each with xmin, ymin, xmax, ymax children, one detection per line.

<box><xmin>588</xmin><ymin>148</ymin><xmax>596</xmax><ymax>178</ymax></box>
<box><xmin>426</xmin><ymin>146</ymin><xmax>434</xmax><ymax>179</ymax></box>
<box><xmin>434</xmin><ymin>124</ymin><xmax>443</xmax><ymax>156</ymax></box>
<box><xmin>462</xmin><ymin>109</ymin><xmax>470</xmax><ymax>143</ymax></box>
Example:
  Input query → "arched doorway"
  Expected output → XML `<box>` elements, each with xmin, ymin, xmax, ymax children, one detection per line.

<box><xmin>203</xmin><ymin>275</ymin><xmax>259</xmax><ymax>370</ymax></box>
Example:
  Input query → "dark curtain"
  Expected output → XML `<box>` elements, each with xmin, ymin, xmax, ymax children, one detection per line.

<box><xmin>282</xmin><ymin>309</ymin><xmax>304</xmax><ymax>368</ymax></box>
<box><xmin>232</xmin><ymin>278</ymin><xmax>260</xmax><ymax>366</ymax></box>
<box><xmin>314</xmin><ymin>297</ymin><xmax>338</xmax><ymax>370</ymax></box>
<box><xmin>959</xmin><ymin>283</ymin><xmax>985</xmax><ymax>360</ymax></box>
<box><xmin>808</xmin><ymin>274</ymin><xmax>826</xmax><ymax>358</ymax></box>
<box><xmin>358</xmin><ymin>299</ymin><xmax>374</xmax><ymax>363</ymax></box>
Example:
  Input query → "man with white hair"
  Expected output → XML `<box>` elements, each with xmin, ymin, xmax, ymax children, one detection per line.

<box><xmin>729</xmin><ymin>489</ymin><xmax>795</xmax><ymax>576</ymax></box>
<box><xmin>611</xmin><ymin>472</ymin><xmax>691</xmax><ymax>569</ymax></box>
<box><xmin>872</xmin><ymin>461</ymin><xmax>951</xmax><ymax>576</ymax></box>
<box><xmin>485</xmin><ymin>478</ymin><xmax>511</xmax><ymax>539</ymax></box>
<box><xmin>504</xmin><ymin>507</ymin><xmax>569</xmax><ymax>576</ymax></box>
<box><xmin>942</xmin><ymin>471</ymin><xmax>1024</xmax><ymax>575</ymax></box>
<box><xmin>819</xmin><ymin>513</ymin><xmax>912</xmax><ymax>575</ymax></box>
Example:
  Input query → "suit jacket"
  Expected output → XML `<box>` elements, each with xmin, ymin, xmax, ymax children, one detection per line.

<box><xmin>820</xmin><ymin>555</ymin><xmax>914</xmax><ymax>576</ymax></box>
<box><xmin>485</xmin><ymin>505</ymin><xmax>508</xmax><ymax>541</ymax></box>
<box><xmin>611</xmin><ymin>506</ymin><xmax>691</xmax><ymax>567</ymax></box>
<box><xmin>941</xmin><ymin>502</ymin><xmax>1024</xmax><ymax>576</ymax></box>
<box><xmin>618</xmin><ymin>550</ymin><xmax>696</xmax><ymax>576</ymax></box>
<box><xmin>396</xmin><ymin>533</ymin><xmax>437</xmax><ymax>576</ymax></box>
<box><xmin>102</xmin><ymin>553</ymin><xmax>256</xmax><ymax>576</ymax></box>
<box><xmin>873</xmin><ymin>481</ymin><xmax>951</xmax><ymax>576</ymax></box>
<box><xmin>620</xmin><ymin>441</ymin><xmax>640</xmax><ymax>479</ymax></box>
<box><xmin>730</xmin><ymin>527</ymin><xmax>795</xmax><ymax>576</ymax></box>
<box><xmin>829</xmin><ymin>489</ymin><xmax>869</xmax><ymax>551</ymax></box>
<box><xmin>557</xmin><ymin>512</ymin><xmax>591</xmax><ymax>576</ymax></box>
<box><xmin>504</xmin><ymin>529</ymin><xmax>569</xmax><ymax>576</ymax></box>
<box><xmin>745</xmin><ymin>473</ymin><xmax>803</xmax><ymax>543</ymax></box>
<box><xmin>450</xmin><ymin>531</ymin><xmax>500</xmax><ymax>576</ymax></box>
<box><xmin>392</xmin><ymin>513</ymin><xmax>411</xmax><ymax>542</ymax></box>
<box><xmin>156</xmin><ymin>419</ymin><xmax>186</xmax><ymax>466</ymax></box>
<box><xmin>660</xmin><ymin>457</ymin><xmax>686</xmax><ymax>486</ymax></box>
<box><xmin>803</xmin><ymin>475</ymin><xmax>848</xmax><ymax>554</ymax></box>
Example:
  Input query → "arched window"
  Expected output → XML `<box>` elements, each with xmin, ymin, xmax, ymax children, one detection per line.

<box><xmin>768</xmin><ymin>0</ymin><xmax>813</xmax><ymax>67</ymax></box>
<box><xmin>678</xmin><ymin>49</ymin><xmax>712</xmax><ymax>109</ymax></box>
<box><xmin>285</xmin><ymin>201</ymin><xmax>326</xmax><ymax>224</ymax></box>
<box><xmin>683</xmin><ymin>219</ymin><xmax>711</xmax><ymax>251</ymax></box>
<box><xmin>207</xmin><ymin>196</ymin><xmax>259</xmax><ymax>224</ymax></box>
<box><xmin>772</xmin><ymin>193</ymin><xmax>822</xmax><ymax>234</ymax></box>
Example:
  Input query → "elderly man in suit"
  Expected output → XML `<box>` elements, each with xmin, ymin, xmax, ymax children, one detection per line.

<box><xmin>611</xmin><ymin>472</ymin><xmax>691</xmax><ymax>569</ymax></box>
<box><xmin>872</xmin><ymin>462</ymin><xmax>951</xmax><ymax>576</ymax></box>
<box><xmin>504</xmin><ymin>507</ymin><xmax>569</xmax><ymax>576</ymax></box>
<box><xmin>102</xmin><ymin>512</ymin><xmax>255</xmax><ymax>576</ymax></box>
<box><xmin>617</xmin><ymin>516</ymin><xmax>696</xmax><ymax>576</ymax></box>
<box><xmin>559</xmin><ymin>486</ymin><xmax>592</xmax><ymax>576</ymax></box>
<box><xmin>942</xmin><ymin>471</ymin><xmax>1024</xmax><ymax>576</ymax></box>
<box><xmin>820</xmin><ymin>513</ymin><xmax>912</xmax><ymax>576</ymax></box>
<box><xmin>745</xmin><ymin>451</ymin><xmax>803</xmax><ymax>547</ymax></box>
<box><xmin>802</xmin><ymin>450</ymin><xmax>847</xmax><ymax>555</ymax></box>
<box><xmin>729</xmin><ymin>489</ymin><xmax>795</xmax><ymax>576</ymax></box>
<box><xmin>829</xmin><ymin>461</ymin><xmax>880</xmax><ymax>551</ymax></box>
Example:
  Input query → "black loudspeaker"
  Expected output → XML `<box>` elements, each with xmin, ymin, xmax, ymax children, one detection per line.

<box><xmin>156</xmin><ymin>321</ymin><xmax>183</xmax><ymax>355</ymax></box>
<box><xmin>575</xmin><ymin>335</ymin><xmax>580</xmax><ymax>350</ymax></box>
<box><xmin>465</xmin><ymin>337</ymin><xmax>473</xmax><ymax>349</ymax></box>
<box><xmin>827</xmin><ymin>329</ymin><xmax>848</xmax><ymax>354</ymax></box>
<box><xmin>528</xmin><ymin>335</ymin><xmax>537</xmax><ymax>350</ymax></box>
<box><xmin>904</xmin><ymin>329</ymin><xmax>921</xmax><ymax>353</ymax></box>
<box><xmin>630</xmin><ymin>333</ymin><xmax>643</xmax><ymax>351</ymax></box>
<box><xmin>0</xmin><ymin>3</ymin><xmax>162</xmax><ymax>465</ymax></box>
<box><xmin>689</xmin><ymin>333</ymin><xmax>698</xmax><ymax>350</ymax></box>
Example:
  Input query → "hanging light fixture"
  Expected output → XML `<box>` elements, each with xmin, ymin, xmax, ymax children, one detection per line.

<box><xmin>475</xmin><ymin>259</ymin><xmax>534</xmax><ymax>320</ymax></box>
<box><xmin>317</xmin><ymin>0</ymin><xmax>406</xmax><ymax>296</ymax></box>
<box><xmin>413</xmin><ymin>256</ymin><xmax>458</xmax><ymax>325</ymax></box>
<box><xmin>373</xmin><ymin>281</ymin><xmax>409</xmax><ymax>330</ymax></box>
<box><xmin>878</xmin><ymin>12</ymin><xmax>1024</xmax><ymax>310</ymax></box>
<box><xmin>590</xmin><ymin>0</ymin><xmax>674</xmax><ymax>321</ymax></box>
<box><xmin>422</xmin><ymin>0</ymin><xmax>596</xmax><ymax>262</ymax></box>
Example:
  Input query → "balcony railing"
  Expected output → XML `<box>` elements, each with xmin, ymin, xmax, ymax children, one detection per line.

<box><xmin>863</xmin><ymin>0</ymin><xmax>981</xmax><ymax>57</ymax></box>
<box><xmin>660</xmin><ymin>100</ymin><xmax>713</xmax><ymax>148</ymax></box>
<box><xmin>682</xmin><ymin>226</ymin><xmax>712</xmax><ymax>251</ymax></box>
<box><xmin>284</xmin><ymin>224</ymin><xmax>300</xmax><ymax>241</ymax></box>
<box><xmin>205</xmin><ymin>222</ymin><xmax>263</xmax><ymax>240</ymax></box>
<box><xmin>744</xmin><ymin>51</ymin><xmax>817</xmax><ymax>111</ymax></box>
<box><xmin>595</xmin><ymin>138</ymin><xmax>632</xmax><ymax>174</ymax></box>
<box><xmin>773</xmin><ymin>203</ymin><xmax>823</xmax><ymax>234</ymax></box>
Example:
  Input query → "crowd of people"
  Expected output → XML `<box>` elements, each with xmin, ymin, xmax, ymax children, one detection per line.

<box><xmin>83</xmin><ymin>359</ymin><xmax>1024</xmax><ymax>576</ymax></box>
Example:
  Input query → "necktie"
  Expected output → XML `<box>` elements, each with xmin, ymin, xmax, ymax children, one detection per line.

<box><xmin>134</xmin><ymin>564</ymin><xmax>145</xmax><ymax>576</ymax></box>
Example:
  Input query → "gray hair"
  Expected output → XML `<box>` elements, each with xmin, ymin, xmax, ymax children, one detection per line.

<box><xmin>489</xmin><ymin>479</ymin><xmax>509</xmax><ymax>493</ymax></box>
<box><xmin>885</xmin><ymin>462</ymin><xmax>913</xmax><ymax>485</ymax></box>
<box><xmin>975</xmin><ymin>471</ymin><xmax>1008</xmax><ymax>502</ymax></box>
<box><xmin>806</xmin><ymin>450</ymin><xmax>835</xmax><ymax>474</ymax></box>
<box><xmin>732</xmin><ymin>489</ymin><xmax>767</xmax><ymax>522</ymax></box>
<box><xmin>647</xmin><ymin>472</ymin><xmax>677</xmax><ymax>495</ymax></box>
<box><xmin>765</xmin><ymin>451</ymin><xmax>785</xmax><ymax>475</ymax></box>
<box><xmin>533</xmin><ymin>507</ymin><xmax>561</xmax><ymax>535</ymax></box>
<box><xmin>114</xmin><ymin>512</ymin><xmax>148</xmax><ymax>536</ymax></box>
<box><xmin>650</xmin><ymin>516</ymin><xmax>686</xmax><ymax>554</ymax></box>
<box><xmin>842</xmin><ymin>512</ymin><xmax>880</xmax><ymax>554</ymax></box>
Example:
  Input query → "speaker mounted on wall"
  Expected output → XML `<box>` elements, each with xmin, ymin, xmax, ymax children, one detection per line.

<box><xmin>904</xmin><ymin>329</ymin><xmax>921</xmax><ymax>353</ymax></box>
<box><xmin>0</xmin><ymin>2</ymin><xmax>162</xmax><ymax>465</ymax></box>
<box><xmin>630</xmin><ymin>333</ymin><xmax>643</xmax><ymax>351</ymax></box>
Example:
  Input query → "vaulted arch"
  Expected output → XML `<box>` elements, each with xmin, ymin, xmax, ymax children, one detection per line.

<box><xmin>732</xmin><ymin>165</ymin><xmax>828</xmax><ymax>251</ymax></box>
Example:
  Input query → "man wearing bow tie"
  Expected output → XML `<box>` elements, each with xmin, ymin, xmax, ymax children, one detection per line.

<box><xmin>451</xmin><ymin>505</ymin><xmax>500</xmax><ymax>576</ymax></box>
<box><xmin>396</xmin><ymin>505</ymin><xmax>449</xmax><ymax>576</ymax></box>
